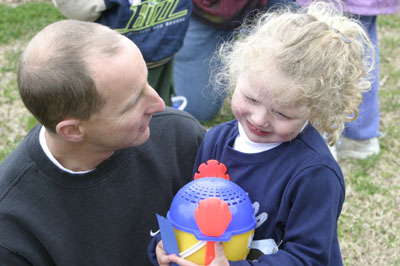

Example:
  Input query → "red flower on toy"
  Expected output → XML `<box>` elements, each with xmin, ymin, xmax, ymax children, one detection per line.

<box><xmin>194</xmin><ymin>159</ymin><xmax>230</xmax><ymax>180</ymax></box>
<box><xmin>195</xmin><ymin>197</ymin><xmax>232</xmax><ymax>265</ymax></box>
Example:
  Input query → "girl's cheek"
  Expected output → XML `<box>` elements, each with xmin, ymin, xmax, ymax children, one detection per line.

<box><xmin>277</xmin><ymin>124</ymin><xmax>303</xmax><ymax>140</ymax></box>
<box><xmin>231</xmin><ymin>99</ymin><xmax>245</xmax><ymax>118</ymax></box>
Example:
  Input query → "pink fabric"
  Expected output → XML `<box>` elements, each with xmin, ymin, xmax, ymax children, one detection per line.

<box><xmin>296</xmin><ymin>0</ymin><xmax>399</xmax><ymax>15</ymax></box>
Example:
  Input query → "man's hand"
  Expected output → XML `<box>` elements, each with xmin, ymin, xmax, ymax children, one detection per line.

<box><xmin>168</xmin><ymin>242</ymin><xmax>230</xmax><ymax>266</ymax></box>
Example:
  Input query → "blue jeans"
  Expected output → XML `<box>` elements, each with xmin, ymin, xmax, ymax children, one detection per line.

<box><xmin>174</xmin><ymin>0</ymin><xmax>295</xmax><ymax>121</ymax></box>
<box><xmin>343</xmin><ymin>15</ymin><xmax>380</xmax><ymax>140</ymax></box>
<box><xmin>173</xmin><ymin>17</ymin><xmax>231</xmax><ymax>121</ymax></box>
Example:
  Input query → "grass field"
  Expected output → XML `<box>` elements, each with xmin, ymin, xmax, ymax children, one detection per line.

<box><xmin>0</xmin><ymin>2</ymin><xmax>399</xmax><ymax>265</ymax></box>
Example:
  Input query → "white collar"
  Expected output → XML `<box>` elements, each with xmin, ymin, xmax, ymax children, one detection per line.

<box><xmin>39</xmin><ymin>126</ymin><xmax>93</xmax><ymax>174</ymax></box>
<box><xmin>233</xmin><ymin>122</ymin><xmax>282</xmax><ymax>153</ymax></box>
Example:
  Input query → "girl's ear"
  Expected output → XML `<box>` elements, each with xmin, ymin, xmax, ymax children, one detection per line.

<box><xmin>55</xmin><ymin>119</ymin><xmax>85</xmax><ymax>142</ymax></box>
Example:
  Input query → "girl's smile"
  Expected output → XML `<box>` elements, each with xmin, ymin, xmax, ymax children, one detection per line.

<box><xmin>246</xmin><ymin>120</ymin><xmax>272</xmax><ymax>137</ymax></box>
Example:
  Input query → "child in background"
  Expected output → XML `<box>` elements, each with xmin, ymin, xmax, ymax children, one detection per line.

<box><xmin>297</xmin><ymin>0</ymin><xmax>399</xmax><ymax>159</ymax></box>
<box><xmin>153</xmin><ymin>2</ymin><xmax>373</xmax><ymax>265</ymax></box>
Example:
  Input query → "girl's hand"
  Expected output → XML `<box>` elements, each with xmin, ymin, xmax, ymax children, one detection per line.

<box><xmin>156</xmin><ymin>240</ymin><xmax>175</xmax><ymax>266</ymax></box>
<box><xmin>168</xmin><ymin>242</ymin><xmax>229</xmax><ymax>266</ymax></box>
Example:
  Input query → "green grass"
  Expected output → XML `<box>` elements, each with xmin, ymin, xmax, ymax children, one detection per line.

<box><xmin>336</xmin><ymin>12</ymin><xmax>400</xmax><ymax>262</ymax></box>
<box><xmin>377</xmin><ymin>14</ymin><xmax>400</xmax><ymax>28</ymax></box>
<box><xmin>0</xmin><ymin>2</ymin><xmax>65</xmax><ymax>44</ymax></box>
<box><xmin>0</xmin><ymin>2</ymin><xmax>399</xmax><ymax>265</ymax></box>
<box><xmin>0</xmin><ymin>48</ymin><xmax>21</xmax><ymax>72</ymax></box>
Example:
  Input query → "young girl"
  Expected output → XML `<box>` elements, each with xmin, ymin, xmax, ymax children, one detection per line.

<box><xmin>154</xmin><ymin>2</ymin><xmax>372</xmax><ymax>265</ymax></box>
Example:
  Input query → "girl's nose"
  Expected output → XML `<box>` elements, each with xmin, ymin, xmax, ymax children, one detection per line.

<box><xmin>251</xmin><ymin>109</ymin><xmax>270</xmax><ymax>128</ymax></box>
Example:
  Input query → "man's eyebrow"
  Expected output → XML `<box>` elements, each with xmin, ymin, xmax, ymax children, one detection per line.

<box><xmin>119</xmin><ymin>85</ymin><xmax>144</xmax><ymax>115</ymax></box>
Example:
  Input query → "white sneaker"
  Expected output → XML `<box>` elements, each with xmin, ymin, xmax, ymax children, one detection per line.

<box><xmin>336</xmin><ymin>136</ymin><xmax>380</xmax><ymax>159</ymax></box>
<box><xmin>171</xmin><ymin>96</ymin><xmax>187</xmax><ymax>111</ymax></box>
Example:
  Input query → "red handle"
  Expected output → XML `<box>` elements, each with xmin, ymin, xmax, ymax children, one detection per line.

<box><xmin>205</xmin><ymin>241</ymin><xmax>215</xmax><ymax>266</ymax></box>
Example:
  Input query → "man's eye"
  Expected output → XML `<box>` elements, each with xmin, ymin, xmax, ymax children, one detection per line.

<box><xmin>246</xmin><ymin>96</ymin><xmax>258</xmax><ymax>103</ymax></box>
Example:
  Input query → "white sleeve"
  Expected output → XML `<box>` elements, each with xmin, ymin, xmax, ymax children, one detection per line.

<box><xmin>52</xmin><ymin>0</ymin><xmax>107</xmax><ymax>22</ymax></box>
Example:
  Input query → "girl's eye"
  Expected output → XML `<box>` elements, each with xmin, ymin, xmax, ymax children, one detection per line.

<box><xmin>274</xmin><ymin>111</ymin><xmax>291</xmax><ymax>119</ymax></box>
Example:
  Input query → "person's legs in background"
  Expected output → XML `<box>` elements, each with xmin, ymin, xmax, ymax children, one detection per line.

<box><xmin>173</xmin><ymin>17</ymin><xmax>231</xmax><ymax>121</ymax></box>
<box><xmin>267</xmin><ymin>0</ymin><xmax>295</xmax><ymax>10</ymax></box>
<box><xmin>148</xmin><ymin>59</ymin><xmax>174</xmax><ymax>107</ymax></box>
<box><xmin>174</xmin><ymin>0</ymin><xmax>296</xmax><ymax>122</ymax></box>
<box><xmin>337</xmin><ymin>15</ymin><xmax>381</xmax><ymax>159</ymax></box>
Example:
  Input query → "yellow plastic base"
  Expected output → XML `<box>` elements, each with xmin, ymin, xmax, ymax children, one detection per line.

<box><xmin>174</xmin><ymin>228</ymin><xmax>254</xmax><ymax>265</ymax></box>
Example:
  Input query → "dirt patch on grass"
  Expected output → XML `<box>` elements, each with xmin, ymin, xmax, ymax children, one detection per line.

<box><xmin>0</xmin><ymin>41</ymin><xmax>31</xmax><ymax>154</ymax></box>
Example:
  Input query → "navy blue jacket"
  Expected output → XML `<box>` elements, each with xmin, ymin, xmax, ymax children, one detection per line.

<box><xmin>98</xmin><ymin>0</ymin><xmax>192</xmax><ymax>64</ymax></box>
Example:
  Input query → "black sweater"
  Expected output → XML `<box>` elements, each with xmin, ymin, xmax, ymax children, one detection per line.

<box><xmin>0</xmin><ymin>107</ymin><xmax>205</xmax><ymax>266</ymax></box>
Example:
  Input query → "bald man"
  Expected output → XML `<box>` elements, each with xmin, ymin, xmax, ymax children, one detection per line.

<box><xmin>0</xmin><ymin>20</ymin><xmax>205</xmax><ymax>266</ymax></box>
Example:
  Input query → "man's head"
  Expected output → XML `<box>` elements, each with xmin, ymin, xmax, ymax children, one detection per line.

<box><xmin>18</xmin><ymin>20</ymin><xmax>119</xmax><ymax>132</ymax></box>
<box><xmin>18</xmin><ymin>20</ymin><xmax>165</xmax><ymax>150</ymax></box>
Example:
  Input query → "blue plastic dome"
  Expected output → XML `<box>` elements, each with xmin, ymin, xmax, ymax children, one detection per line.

<box><xmin>167</xmin><ymin>177</ymin><xmax>256</xmax><ymax>242</ymax></box>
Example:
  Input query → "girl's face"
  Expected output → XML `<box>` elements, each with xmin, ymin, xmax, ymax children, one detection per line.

<box><xmin>231</xmin><ymin>66</ymin><xmax>309</xmax><ymax>144</ymax></box>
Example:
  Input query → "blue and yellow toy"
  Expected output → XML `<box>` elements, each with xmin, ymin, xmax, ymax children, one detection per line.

<box><xmin>157</xmin><ymin>160</ymin><xmax>256</xmax><ymax>265</ymax></box>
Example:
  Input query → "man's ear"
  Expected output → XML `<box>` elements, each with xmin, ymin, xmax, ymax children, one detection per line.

<box><xmin>55</xmin><ymin>119</ymin><xmax>85</xmax><ymax>142</ymax></box>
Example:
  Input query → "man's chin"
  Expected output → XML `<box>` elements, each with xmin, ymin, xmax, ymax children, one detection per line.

<box><xmin>133</xmin><ymin>128</ymin><xmax>151</xmax><ymax>147</ymax></box>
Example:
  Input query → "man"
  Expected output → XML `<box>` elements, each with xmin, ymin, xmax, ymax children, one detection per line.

<box><xmin>0</xmin><ymin>20</ymin><xmax>205</xmax><ymax>266</ymax></box>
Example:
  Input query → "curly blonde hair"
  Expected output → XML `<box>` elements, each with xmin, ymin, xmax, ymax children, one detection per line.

<box><xmin>215</xmin><ymin>2</ymin><xmax>373</xmax><ymax>145</ymax></box>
